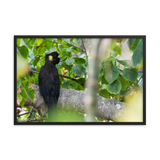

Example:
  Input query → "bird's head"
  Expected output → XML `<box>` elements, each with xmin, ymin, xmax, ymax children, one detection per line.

<box><xmin>45</xmin><ymin>52</ymin><xmax>60</xmax><ymax>65</ymax></box>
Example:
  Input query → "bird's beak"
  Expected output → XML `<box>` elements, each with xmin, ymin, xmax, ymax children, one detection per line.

<box><xmin>58</xmin><ymin>55</ymin><xmax>60</xmax><ymax>58</ymax></box>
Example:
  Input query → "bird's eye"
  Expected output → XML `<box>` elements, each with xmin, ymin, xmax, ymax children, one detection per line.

<box><xmin>49</xmin><ymin>55</ymin><xmax>53</xmax><ymax>61</ymax></box>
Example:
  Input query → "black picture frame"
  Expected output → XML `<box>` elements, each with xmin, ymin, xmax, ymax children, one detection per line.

<box><xmin>14</xmin><ymin>35</ymin><xmax>146</xmax><ymax>125</ymax></box>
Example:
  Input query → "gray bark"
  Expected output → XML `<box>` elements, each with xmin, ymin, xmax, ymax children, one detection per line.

<box><xmin>24</xmin><ymin>84</ymin><xmax>130</xmax><ymax>121</ymax></box>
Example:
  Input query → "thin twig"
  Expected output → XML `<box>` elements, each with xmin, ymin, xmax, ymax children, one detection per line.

<box><xmin>29</xmin><ymin>69</ymin><xmax>84</xmax><ymax>86</ymax></box>
<box><xmin>25</xmin><ymin>107</ymin><xmax>34</xmax><ymax>122</ymax></box>
<box><xmin>17</xmin><ymin>111</ymin><xmax>31</xmax><ymax>117</ymax></box>
<box><xmin>17</xmin><ymin>118</ymin><xmax>48</xmax><ymax>122</ymax></box>
<box><xmin>59</xmin><ymin>74</ymin><xmax>83</xmax><ymax>86</ymax></box>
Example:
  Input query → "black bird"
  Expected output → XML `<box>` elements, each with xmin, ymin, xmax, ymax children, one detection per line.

<box><xmin>38</xmin><ymin>52</ymin><xmax>60</xmax><ymax>121</ymax></box>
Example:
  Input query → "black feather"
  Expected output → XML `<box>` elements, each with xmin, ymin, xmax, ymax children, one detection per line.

<box><xmin>38</xmin><ymin>52</ymin><xmax>60</xmax><ymax>121</ymax></box>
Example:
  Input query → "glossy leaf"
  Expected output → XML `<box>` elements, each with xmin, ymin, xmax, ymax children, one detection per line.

<box><xmin>17</xmin><ymin>93</ymin><xmax>22</xmax><ymax>102</ymax></box>
<box><xmin>18</xmin><ymin>46</ymin><xmax>29</xmax><ymax>59</ymax></box>
<box><xmin>107</xmin><ymin>80</ymin><xmax>122</xmax><ymax>94</ymax></box>
<box><xmin>72</xmin><ymin>64</ymin><xmax>85</xmax><ymax>76</ymax></box>
<box><xmin>117</xmin><ymin>60</ymin><xmax>130</xmax><ymax>67</ymax></box>
<box><xmin>17</xmin><ymin>78</ymin><xmax>21</xmax><ymax>87</ymax></box>
<box><xmin>17</xmin><ymin>38</ymin><xmax>21</xmax><ymax>46</ymax></box>
<box><xmin>99</xmin><ymin>89</ymin><xmax>109</xmax><ymax>98</ymax></box>
<box><xmin>32</xmin><ymin>56</ymin><xmax>40</xmax><ymax>66</ymax></box>
<box><xmin>21</xmin><ymin>80</ymin><xmax>35</xmax><ymax>102</ymax></box>
<box><xmin>62</xmin><ymin>81</ymin><xmax>70</xmax><ymax>88</ymax></box>
<box><xmin>23</xmin><ymin>38</ymin><xmax>36</xmax><ymax>49</ymax></box>
<box><xmin>20</xmin><ymin>88</ymin><xmax>28</xmax><ymax>106</ymax></box>
<box><xmin>120</xmin><ymin>76</ymin><xmax>128</xmax><ymax>90</ymax></box>
<box><xmin>123</xmin><ymin>68</ymin><xmax>138</xmax><ymax>82</ymax></box>
<box><xmin>37</xmin><ymin>46</ymin><xmax>46</xmax><ymax>55</ymax></box>
<box><xmin>104</xmin><ymin>62</ymin><xmax>119</xmax><ymax>83</ymax></box>
<box><xmin>65</xmin><ymin>58</ymin><xmax>75</xmax><ymax>65</ymax></box>
<box><xmin>73</xmin><ymin>58</ymin><xmax>85</xmax><ymax>64</ymax></box>
<box><xmin>127</xmin><ymin>38</ymin><xmax>140</xmax><ymax>52</ymax></box>
<box><xmin>43</xmin><ymin>39</ymin><xmax>53</xmax><ymax>50</ymax></box>
<box><xmin>63</xmin><ymin>39</ymin><xmax>70</xmax><ymax>44</ymax></box>
<box><xmin>132</xmin><ymin>40</ymin><xmax>143</xmax><ymax>67</ymax></box>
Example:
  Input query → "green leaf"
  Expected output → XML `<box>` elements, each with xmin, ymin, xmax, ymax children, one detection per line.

<box><xmin>72</xmin><ymin>64</ymin><xmax>85</xmax><ymax>76</ymax></box>
<box><xmin>120</xmin><ymin>76</ymin><xmax>128</xmax><ymax>90</ymax></box>
<box><xmin>30</xmin><ymin>77</ymin><xmax>35</xmax><ymax>84</ymax></box>
<box><xmin>56</xmin><ymin>62</ymin><xmax>62</xmax><ymax>69</ymax></box>
<box><xmin>117</xmin><ymin>60</ymin><xmax>130</xmax><ymax>67</ymax></box>
<box><xmin>77</xmin><ymin>38</ymin><xmax>81</xmax><ymax>45</ymax></box>
<box><xmin>99</xmin><ymin>89</ymin><xmax>109</xmax><ymax>98</ymax></box>
<box><xmin>37</xmin><ymin>46</ymin><xmax>46</xmax><ymax>55</ymax></box>
<box><xmin>107</xmin><ymin>80</ymin><xmax>122</xmax><ymax>94</ymax></box>
<box><xmin>65</xmin><ymin>58</ymin><xmax>75</xmax><ymax>65</ymax></box>
<box><xmin>69</xmin><ymin>80</ymin><xmax>78</xmax><ymax>89</ymax></box>
<box><xmin>60</xmin><ymin>56</ymin><xmax>68</xmax><ymax>62</ymax></box>
<box><xmin>17</xmin><ymin>78</ymin><xmax>21</xmax><ymax>88</ymax></box>
<box><xmin>101</xmin><ymin>76</ymin><xmax>108</xmax><ymax>84</ymax></box>
<box><xmin>59</xmin><ymin>44</ymin><xmax>69</xmax><ymax>49</ymax></box>
<box><xmin>23</xmin><ymin>38</ymin><xmax>36</xmax><ymax>49</ymax></box>
<box><xmin>71</xmin><ymin>47</ymin><xmax>80</xmax><ymax>53</ymax></box>
<box><xmin>70</xmin><ymin>38</ymin><xmax>74</xmax><ymax>43</ymax></box>
<box><xmin>123</xmin><ymin>68</ymin><xmax>138</xmax><ymax>82</ymax></box>
<box><xmin>43</xmin><ymin>39</ymin><xmax>53</xmax><ymax>50</ymax></box>
<box><xmin>101</xmin><ymin>84</ymin><xmax>108</xmax><ymax>90</ymax></box>
<box><xmin>49</xmin><ymin>46</ymin><xmax>56</xmax><ymax>52</ymax></box>
<box><xmin>63</xmin><ymin>39</ymin><xmax>70</xmax><ymax>44</ymax></box>
<box><xmin>17</xmin><ymin>93</ymin><xmax>22</xmax><ymax>102</ymax></box>
<box><xmin>20</xmin><ymin>88</ymin><xmax>27</xmax><ymax>106</ymax></box>
<box><xmin>74</xmin><ymin>58</ymin><xmax>86</xmax><ymax>64</ymax></box>
<box><xmin>32</xmin><ymin>56</ymin><xmax>40</xmax><ymax>66</ymax></box>
<box><xmin>73</xmin><ymin>39</ymin><xmax>80</xmax><ymax>45</ymax></box>
<box><xmin>132</xmin><ymin>40</ymin><xmax>143</xmax><ymax>67</ymax></box>
<box><xmin>21</xmin><ymin>80</ymin><xmax>29</xmax><ymax>89</ymax></box>
<box><xmin>66</xmin><ymin>48</ymin><xmax>73</xmax><ymax>52</ymax></box>
<box><xmin>127</xmin><ymin>38</ymin><xmax>140</xmax><ymax>52</ymax></box>
<box><xmin>104</xmin><ymin>62</ymin><xmax>119</xmax><ymax>83</ymax></box>
<box><xmin>77</xmin><ymin>84</ymin><xmax>84</xmax><ymax>91</ymax></box>
<box><xmin>17</xmin><ymin>38</ymin><xmax>21</xmax><ymax>47</ymax></box>
<box><xmin>119</xmin><ymin>87</ymin><xmax>130</xmax><ymax>96</ymax></box>
<box><xmin>18</xmin><ymin>46</ymin><xmax>29</xmax><ymax>59</ymax></box>
<box><xmin>111</xmin><ymin>58</ymin><xmax>116</xmax><ymax>65</ymax></box>
<box><xmin>33</xmin><ymin>74</ymin><xmax>38</xmax><ymax>84</ymax></box>
<box><xmin>62</xmin><ymin>81</ymin><xmax>70</xmax><ymax>88</ymax></box>
<box><xmin>115</xmin><ymin>45</ymin><xmax>121</xmax><ymax>55</ymax></box>
<box><xmin>21</xmin><ymin>80</ymin><xmax>35</xmax><ymax>102</ymax></box>
<box><xmin>27</xmin><ymin>88</ymin><xmax>35</xmax><ymax>102</ymax></box>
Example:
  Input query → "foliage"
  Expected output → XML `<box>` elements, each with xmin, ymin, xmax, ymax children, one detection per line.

<box><xmin>16</xmin><ymin>38</ymin><xmax>143</xmax><ymax>122</ymax></box>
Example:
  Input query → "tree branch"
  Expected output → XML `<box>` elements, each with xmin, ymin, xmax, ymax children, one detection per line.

<box><xmin>17</xmin><ymin>111</ymin><xmax>31</xmax><ymax>117</ymax></box>
<box><xmin>20</xmin><ymin>84</ymin><xmax>130</xmax><ymax>121</ymax></box>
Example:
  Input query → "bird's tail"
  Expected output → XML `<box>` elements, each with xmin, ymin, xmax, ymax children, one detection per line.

<box><xmin>48</xmin><ymin>104</ymin><xmax>58</xmax><ymax>122</ymax></box>
<box><xmin>45</xmin><ymin>96</ymin><xmax>59</xmax><ymax>122</ymax></box>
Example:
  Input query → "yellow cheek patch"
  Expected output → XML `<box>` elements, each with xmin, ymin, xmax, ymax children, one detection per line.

<box><xmin>49</xmin><ymin>55</ymin><xmax>53</xmax><ymax>61</ymax></box>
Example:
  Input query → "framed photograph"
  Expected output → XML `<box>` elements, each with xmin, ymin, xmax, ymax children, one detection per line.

<box><xmin>14</xmin><ymin>35</ymin><xmax>146</xmax><ymax>125</ymax></box>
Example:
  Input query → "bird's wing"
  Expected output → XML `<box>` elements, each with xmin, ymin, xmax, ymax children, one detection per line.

<box><xmin>38</xmin><ymin>66</ymin><xmax>59</xmax><ymax>106</ymax></box>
